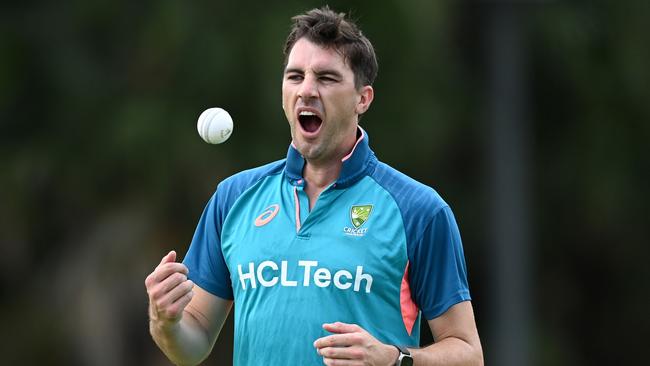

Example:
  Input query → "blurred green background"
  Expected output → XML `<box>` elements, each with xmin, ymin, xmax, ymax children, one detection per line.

<box><xmin>1</xmin><ymin>0</ymin><xmax>648</xmax><ymax>365</ymax></box>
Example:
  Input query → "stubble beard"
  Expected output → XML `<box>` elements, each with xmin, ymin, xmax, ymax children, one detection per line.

<box><xmin>291</xmin><ymin>126</ymin><xmax>336</xmax><ymax>165</ymax></box>
<box><xmin>294</xmin><ymin>137</ymin><xmax>326</xmax><ymax>162</ymax></box>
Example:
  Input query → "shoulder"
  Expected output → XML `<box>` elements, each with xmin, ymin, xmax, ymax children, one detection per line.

<box><xmin>215</xmin><ymin>159</ymin><xmax>286</xmax><ymax>205</ymax></box>
<box><xmin>369</xmin><ymin>161</ymin><xmax>448</xmax><ymax>218</ymax></box>
<box><xmin>219</xmin><ymin>159</ymin><xmax>286</xmax><ymax>192</ymax></box>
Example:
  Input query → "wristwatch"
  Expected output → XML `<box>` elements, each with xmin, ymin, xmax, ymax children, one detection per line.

<box><xmin>393</xmin><ymin>345</ymin><xmax>413</xmax><ymax>366</ymax></box>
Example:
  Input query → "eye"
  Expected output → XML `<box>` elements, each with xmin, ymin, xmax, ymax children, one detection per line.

<box><xmin>320</xmin><ymin>76</ymin><xmax>337</xmax><ymax>83</ymax></box>
<box><xmin>286</xmin><ymin>74</ymin><xmax>303</xmax><ymax>82</ymax></box>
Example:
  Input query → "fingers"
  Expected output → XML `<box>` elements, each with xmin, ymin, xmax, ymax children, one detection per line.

<box><xmin>167</xmin><ymin>290</ymin><xmax>194</xmax><ymax>319</ymax></box>
<box><xmin>149</xmin><ymin>263</ymin><xmax>189</xmax><ymax>284</ymax></box>
<box><xmin>315</xmin><ymin>323</ymin><xmax>388</xmax><ymax>365</ymax></box>
<box><xmin>155</xmin><ymin>272</ymin><xmax>191</xmax><ymax>301</ymax></box>
<box><xmin>145</xmin><ymin>251</ymin><xmax>188</xmax><ymax>290</ymax></box>
<box><xmin>154</xmin><ymin>280</ymin><xmax>195</xmax><ymax>320</ymax></box>
<box><xmin>314</xmin><ymin>333</ymin><xmax>363</xmax><ymax>349</ymax></box>
<box><xmin>145</xmin><ymin>250</ymin><xmax>193</xmax><ymax>324</ymax></box>
<box><xmin>318</xmin><ymin>345</ymin><xmax>365</xmax><ymax>360</ymax></box>
<box><xmin>322</xmin><ymin>322</ymin><xmax>362</xmax><ymax>334</ymax></box>
<box><xmin>322</xmin><ymin>356</ymin><xmax>364</xmax><ymax>366</ymax></box>
<box><xmin>159</xmin><ymin>250</ymin><xmax>177</xmax><ymax>265</ymax></box>
<box><xmin>314</xmin><ymin>322</ymin><xmax>365</xmax><ymax>349</ymax></box>
<box><xmin>165</xmin><ymin>278</ymin><xmax>195</xmax><ymax>305</ymax></box>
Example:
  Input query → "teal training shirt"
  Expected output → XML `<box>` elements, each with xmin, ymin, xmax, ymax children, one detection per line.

<box><xmin>183</xmin><ymin>128</ymin><xmax>471</xmax><ymax>365</ymax></box>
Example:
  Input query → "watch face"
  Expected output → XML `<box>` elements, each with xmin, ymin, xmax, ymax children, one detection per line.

<box><xmin>399</xmin><ymin>354</ymin><xmax>413</xmax><ymax>366</ymax></box>
<box><xmin>400</xmin><ymin>355</ymin><xmax>414</xmax><ymax>366</ymax></box>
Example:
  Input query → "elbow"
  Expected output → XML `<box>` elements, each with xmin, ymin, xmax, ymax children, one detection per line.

<box><xmin>168</xmin><ymin>354</ymin><xmax>207</xmax><ymax>366</ymax></box>
<box><xmin>476</xmin><ymin>355</ymin><xmax>484</xmax><ymax>366</ymax></box>
<box><xmin>175</xmin><ymin>361</ymin><xmax>200</xmax><ymax>366</ymax></box>
<box><xmin>458</xmin><ymin>335</ymin><xmax>483</xmax><ymax>366</ymax></box>
<box><xmin>164</xmin><ymin>352</ymin><xmax>204</xmax><ymax>366</ymax></box>
<box><xmin>458</xmin><ymin>334</ymin><xmax>483</xmax><ymax>366</ymax></box>
<box><xmin>472</xmin><ymin>343</ymin><xmax>484</xmax><ymax>366</ymax></box>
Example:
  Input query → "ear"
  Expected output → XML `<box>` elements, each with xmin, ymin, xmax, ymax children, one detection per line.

<box><xmin>355</xmin><ymin>85</ymin><xmax>374</xmax><ymax>115</ymax></box>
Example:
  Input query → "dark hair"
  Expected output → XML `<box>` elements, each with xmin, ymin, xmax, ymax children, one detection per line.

<box><xmin>283</xmin><ymin>6</ymin><xmax>378</xmax><ymax>88</ymax></box>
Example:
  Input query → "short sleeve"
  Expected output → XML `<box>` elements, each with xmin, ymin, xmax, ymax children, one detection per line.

<box><xmin>409</xmin><ymin>205</ymin><xmax>471</xmax><ymax>320</ymax></box>
<box><xmin>183</xmin><ymin>190</ymin><xmax>234</xmax><ymax>300</ymax></box>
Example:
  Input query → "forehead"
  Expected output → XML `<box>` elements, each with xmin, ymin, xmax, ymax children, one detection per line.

<box><xmin>285</xmin><ymin>38</ymin><xmax>352</xmax><ymax>75</ymax></box>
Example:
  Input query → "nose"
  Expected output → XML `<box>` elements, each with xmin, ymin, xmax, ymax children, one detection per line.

<box><xmin>297</xmin><ymin>74</ymin><xmax>318</xmax><ymax>99</ymax></box>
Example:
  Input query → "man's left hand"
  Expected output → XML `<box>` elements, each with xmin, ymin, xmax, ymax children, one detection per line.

<box><xmin>313</xmin><ymin>322</ymin><xmax>399</xmax><ymax>366</ymax></box>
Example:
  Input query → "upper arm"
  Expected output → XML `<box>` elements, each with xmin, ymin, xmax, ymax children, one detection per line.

<box><xmin>410</xmin><ymin>206</ymin><xmax>471</xmax><ymax>319</ymax></box>
<box><xmin>183</xmin><ymin>191</ymin><xmax>235</xmax><ymax>300</ymax></box>
<box><xmin>184</xmin><ymin>285</ymin><xmax>233</xmax><ymax>346</ymax></box>
<box><xmin>427</xmin><ymin>301</ymin><xmax>481</xmax><ymax>351</ymax></box>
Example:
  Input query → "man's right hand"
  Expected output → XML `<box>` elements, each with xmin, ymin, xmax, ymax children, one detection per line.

<box><xmin>145</xmin><ymin>250</ymin><xmax>195</xmax><ymax>328</ymax></box>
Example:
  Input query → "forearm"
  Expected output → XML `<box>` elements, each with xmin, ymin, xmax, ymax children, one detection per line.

<box><xmin>149</xmin><ymin>311</ymin><xmax>214</xmax><ymax>366</ymax></box>
<box><xmin>410</xmin><ymin>337</ymin><xmax>483</xmax><ymax>366</ymax></box>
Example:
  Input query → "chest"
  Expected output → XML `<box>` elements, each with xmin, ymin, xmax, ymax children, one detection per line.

<box><xmin>220</xmin><ymin>175</ymin><xmax>408</xmax><ymax>295</ymax></box>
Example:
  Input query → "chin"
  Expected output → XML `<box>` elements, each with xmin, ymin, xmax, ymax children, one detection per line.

<box><xmin>296</xmin><ymin>143</ymin><xmax>323</xmax><ymax>161</ymax></box>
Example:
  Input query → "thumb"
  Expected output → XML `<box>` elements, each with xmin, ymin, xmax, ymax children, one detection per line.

<box><xmin>159</xmin><ymin>250</ymin><xmax>177</xmax><ymax>265</ymax></box>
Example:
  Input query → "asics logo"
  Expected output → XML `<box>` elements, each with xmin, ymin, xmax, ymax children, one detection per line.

<box><xmin>254</xmin><ymin>204</ymin><xmax>279</xmax><ymax>227</ymax></box>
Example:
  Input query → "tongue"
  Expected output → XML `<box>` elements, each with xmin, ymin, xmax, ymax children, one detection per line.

<box><xmin>302</xmin><ymin>116</ymin><xmax>321</xmax><ymax>133</ymax></box>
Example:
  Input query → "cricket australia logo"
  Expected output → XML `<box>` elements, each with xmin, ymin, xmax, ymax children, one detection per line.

<box><xmin>344</xmin><ymin>204</ymin><xmax>373</xmax><ymax>237</ymax></box>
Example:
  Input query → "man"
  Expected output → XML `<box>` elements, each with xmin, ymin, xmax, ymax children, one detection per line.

<box><xmin>146</xmin><ymin>7</ymin><xmax>483</xmax><ymax>366</ymax></box>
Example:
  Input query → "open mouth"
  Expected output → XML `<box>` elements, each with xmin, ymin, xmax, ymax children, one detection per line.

<box><xmin>298</xmin><ymin>111</ymin><xmax>322</xmax><ymax>133</ymax></box>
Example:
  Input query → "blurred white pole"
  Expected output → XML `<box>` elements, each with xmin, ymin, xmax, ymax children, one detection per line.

<box><xmin>484</xmin><ymin>3</ymin><xmax>533</xmax><ymax>366</ymax></box>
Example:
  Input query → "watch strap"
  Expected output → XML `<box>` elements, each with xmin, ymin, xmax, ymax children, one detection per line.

<box><xmin>393</xmin><ymin>345</ymin><xmax>412</xmax><ymax>366</ymax></box>
<box><xmin>394</xmin><ymin>345</ymin><xmax>410</xmax><ymax>356</ymax></box>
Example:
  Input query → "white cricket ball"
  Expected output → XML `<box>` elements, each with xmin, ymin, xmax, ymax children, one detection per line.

<box><xmin>197</xmin><ymin>107</ymin><xmax>233</xmax><ymax>144</ymax></box>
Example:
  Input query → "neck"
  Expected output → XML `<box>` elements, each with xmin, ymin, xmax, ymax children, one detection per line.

<box><xmin>302</xmin><ymin>129</ymin><xmax>359</xmax><ymax>208</ymax></box>
<box><xmin>302</xmin><ymin>161</ymin><xmax>341</xmax><ymax>211</ymax></box>
<box><xmin>303</xmin><ymin>161</ymin><xmax>341</xmax><ymax>191</ymax></box>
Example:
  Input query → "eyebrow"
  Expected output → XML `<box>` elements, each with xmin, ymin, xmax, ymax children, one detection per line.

<box><xmin>284</xmin><ymin>67</ymin><xmax>343</xmax><ymax>79</ymax></box>
<box><xmin>284</xmin><ymin>67</ymin><xmax>303</xmax><ymax>75</ymax></box>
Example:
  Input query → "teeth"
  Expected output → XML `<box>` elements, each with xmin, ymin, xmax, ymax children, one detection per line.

<box><xmin>299</xmin><ymin>111</ymin><xmax>316</xmax><ymax>116</ymax></box>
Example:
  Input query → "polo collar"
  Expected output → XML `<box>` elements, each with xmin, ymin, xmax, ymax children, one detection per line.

<box><xmin>285</xmin><ymin>127</ymin><xmax>377</xmax><ymax>188</ymax></box>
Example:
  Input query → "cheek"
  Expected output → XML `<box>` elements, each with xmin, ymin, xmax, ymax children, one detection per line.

<box><xmin>281</xmin><ymin>84</ymin><xmax>292</xmax><ymax>101</ymax></box>
<box><xmin>281</xmin><ymin>90</ymin><xmax>287</xmax><ymax>105</ymax></box>
<box><xmin>328</xmin><ymin>94</ymin><xmax>359</xmax><ymax>120</ymax></box>
<box><xmin>281</xmin><ymin>92</ymin><xmax>292</xmax><ymax>115</ymax></box>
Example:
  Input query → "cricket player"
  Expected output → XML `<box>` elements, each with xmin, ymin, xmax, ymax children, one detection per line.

<box><xmin>145</xmin><ymin>6</ymin><xmax>483</xmax><ymax>366</ymax></box>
